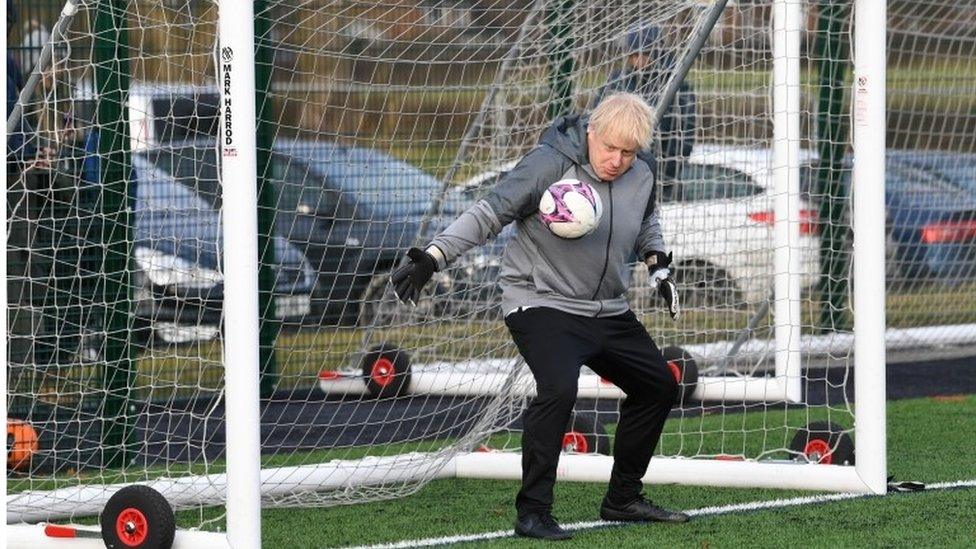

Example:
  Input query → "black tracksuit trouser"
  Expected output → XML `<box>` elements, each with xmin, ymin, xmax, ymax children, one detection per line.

<box><xmin>504</xmin><ymin>306</ymin><xmax>678</xmax><ymax>518</ymax></box>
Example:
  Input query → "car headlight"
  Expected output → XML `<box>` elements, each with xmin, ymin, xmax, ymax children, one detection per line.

<box><xmin>134</xmin><ymin>247</ymin><xmax>223</xmax><ymax>289</ymax></box>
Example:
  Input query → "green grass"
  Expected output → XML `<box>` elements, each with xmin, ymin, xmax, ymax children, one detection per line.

<box><xmin>148</xmin><ymin>394</ymin><xmax>973</xmax><ymax>547</ymax></box>
<box><xmin>887</xmin><ymin>280</ymin><xmax>976</xmax><ymax>327</ymax></box>
<box><xmin>14</xmin><ymin>395</ymin><xmax>974</xmax><ymax>545</ymax></box>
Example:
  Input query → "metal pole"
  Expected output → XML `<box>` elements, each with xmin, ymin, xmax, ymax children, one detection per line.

<box><xmin>254</xmin><ymin>0</ymin><xmax>278</xmax><ymax>398</ymax></box>
<box><xmin>93</xmin><ymin>0</ymin><xmax>134</xmax><ymax>470</ymax></box>
<box><xmin>545</xmin><ymin>0</ymin><xmax>576</xmax><ymax>120</ymax></box>
<box><xmin>772</xmin><ymin>0</ymin><xmax>802</xmax><ymax>402</ymax></box>
<box><xmin>219</xmin><ymin>0</ymin><xmax>263</xmax><ymax>544</ymax></box>
<box><xmin>654</xmin><ymin>0</ymin><xmax>730</xmax><ymax>124</ymax></box>
<box><xmin>852</xmin><ymin>0</ymin><xmax>888</xmax><ymax>495</ymax></box>
<box><xmin>814</xmin><ymin>0</ymin><xmax>853</xmax><ymax>331</ymax></box>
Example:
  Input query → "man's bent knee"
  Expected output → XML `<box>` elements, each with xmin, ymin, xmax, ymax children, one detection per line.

<box><xmin>536</xmin><ymin>381</ymin><xmax>579</xmax><ymax>409</ymax></box>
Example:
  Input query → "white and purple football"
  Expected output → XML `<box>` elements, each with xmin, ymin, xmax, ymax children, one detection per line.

<box><xmin>539</xmin><ymin>179</ymin><xmax>603</xmax><ymax>239</ymax></box>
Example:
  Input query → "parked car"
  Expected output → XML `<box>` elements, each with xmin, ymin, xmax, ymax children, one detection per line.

<box><xmin>885</xmin><ymin>150</ymin><xmax>976</xmax><ymax>283</ymax></box>
<box><xmin>76</xmin><ymin>83</ymin><xmax>455</xmax><ymax>331</ymax></box>
<box><xmin>129</xmin><ymin>151</ymin><xmax>316</xmax><ymax>343</ymax></box>
<box><xmin>655</xmin><ymin>146</ymin><xmax>821</xmax><ymax>306</ymax></box>
<box><xmin>137</xmin><ymin>138</ymin><xmax>449</xmax><ymax>329</ymax></box>
<box><xmin>804</xmin><ymin>151</ymin><xmax>976</xmax><ymax>282</ymax></box>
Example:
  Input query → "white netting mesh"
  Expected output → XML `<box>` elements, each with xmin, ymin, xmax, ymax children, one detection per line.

<box><xmin>5</xmin><ymin>0</ymin><xmax>975</xmax><ymax>531</ymax></box>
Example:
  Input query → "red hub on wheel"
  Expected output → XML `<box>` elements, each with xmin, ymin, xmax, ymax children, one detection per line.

<box><xmin>662</xmin><ymin>346</ymin><xmax>699</xmax><ymax>406</ymax></box>
<box><xmin>100</xmin><ymin>485</ymin><xmax>175</xmax><ymax>549</ymax></box>
<box><xmin>789</xmin><ymin>422</ymin><xmax>854</xmax><ymax>466</ymax></box>
<box><xmin>370</xmin><ymin>358</ymin><xmax>395</xmax><ymax>387</ymax></box>
<box><xmin>116</xmin><ymin>508</ymin><xmax>149</xmax><ymax>547</ymax></box>
<box><xmin>562</xmin><ymin>431</ymin><xmax>589</xmax><ymax>453</ymax></box>
<box><xmin>360</xmin><ymin>344</ymin><xmax>412</xmax><ymax>398</ymax></box>
<box><xmin>803</xmin><ymin>439</ymin><xmax>833</xmax><ymax>464</ymax></box>
<box><xmin>667</xmin><ymin>361</ymin><xmax>682</xmax><ymax>384</ymax></box>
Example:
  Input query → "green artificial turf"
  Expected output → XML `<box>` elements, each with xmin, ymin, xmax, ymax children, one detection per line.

<box><xmin>246</xmin><ymin>394</ymin><xmax>976</xmax><ymax>547</ymax></box>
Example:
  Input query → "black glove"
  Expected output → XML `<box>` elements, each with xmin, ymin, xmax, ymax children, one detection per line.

<box><xmin>645</xmin><ymin>251</ymin><xmax>679</xmax><ymax>321</ymax></box>
<box><xmin>645</xmin><ymin>250</ymin><xmax>673</xmax><ymax>274</ymax></box>
<box><xmin>390</xmin><ymin>247</ymin><xmax>439</xmax><ymax>305</ymax></box>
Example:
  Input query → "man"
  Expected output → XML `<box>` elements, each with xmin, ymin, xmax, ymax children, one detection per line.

<box><xmin>6</xmin><ymin>0</ymin><xmax>54</xmax><ymax>170</ymax></box>
<box><xmin>592</xmin><ymin>24</ymin><xmax>697</xmax><ymax>184</ymax></box>
<box><xmin>391</xmin><ymin>93</ymin><xmax>687</xmax><ymax>541</ymax></box>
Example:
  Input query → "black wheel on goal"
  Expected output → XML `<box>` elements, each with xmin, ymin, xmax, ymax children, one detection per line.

<box><xmin>662</xmin><ymin>346</ymin><xmax>699</xmax><ymax>406</ymax></box>
<box><xmin>360</xmin><ymin>343</ymin><xmax>412</xmax><ymax>399</ymax></box>
<box><xmin>100</xmin><ymin>485</ymin><xmax>175</xmax><ymax>549</ymax></box>
<box><xmin>789</xmin><ymin>421</ymin><xmax>855</xmax><ymax>465</ymax></box>
<box><xmin>562</xmin><ymin>411</ymin><xmax>611</xmax><ymax>455</ymax></box>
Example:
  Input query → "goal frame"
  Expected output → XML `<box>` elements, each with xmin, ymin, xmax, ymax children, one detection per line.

<box><xmin>216</xmin><ymin>0</ymin><xmax>888</xmax><ymax>510</ymax></box>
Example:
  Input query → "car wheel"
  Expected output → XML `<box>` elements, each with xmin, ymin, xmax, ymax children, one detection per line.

<box><xmin>674</xmin><ymin>261</ymin><xmax>741</xmax><ymax>309</ymax></box>
<box><xmin>662</xmin><ymin>346</ymin><xmax>699</xmax><ymax>406</ymax></box>
<box><xmin>357</xmin><ymin>270</ymin><xmax>459</xmax><ymax>326</ymax></box>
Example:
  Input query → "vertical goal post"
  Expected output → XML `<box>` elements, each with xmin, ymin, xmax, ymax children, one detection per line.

<box><xmin>850</xmin><ymin>0</ymin><xmax>888</xmax><ymax>495</ymax></box>
<box><xmin>219</xmin><ymin>0</ymin><xmax>263</xmax><ymax>546</ymax></box>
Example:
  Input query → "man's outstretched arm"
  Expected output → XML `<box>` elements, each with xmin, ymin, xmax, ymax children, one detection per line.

<box><xmin>391</xmin><ymin>146</ymin><xmax>564</xmax><ymax>303</ymax></box>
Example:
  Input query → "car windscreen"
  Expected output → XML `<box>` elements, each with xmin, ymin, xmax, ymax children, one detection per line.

<box><xmin>306</xmin><ymin>150</ymin><xmax>441</xmax><ymax>218</ymax></box>
<box><xmin>152</xmin><ymin>93</ymin><xmax>221</xmax><ymax>143</ymax></box>
<box><xmin>150</xmin><ymin>143</ymin><xmax>443</xmax><ymax>218</ymax></box>
<box><xmin>147</xmin><ymin>145</ymin><xmax>221</xmax><ymax>208</ymax></box>
<box><xmin>272</xmin><ymin>156</ymin><xmax>344</xmax><ymax>218</ymax></box>
<box><xmin>887</xmin><ymin>163</ymin><xmax>966</xmax><ymax>196</ymax></box>
<box><xmin>888</xmin><ymin>152</ymin><xmax>976</xmax><ymax>191</ymax></box>
<box><xmin>673</xmin><ymin>163</ymin><xmax>764</xmax><ymax>202</ymax></box>
<box><xmin>801</xmin><ymin>160</ymin><xmax>972</xmax><ymax>208</ymax></box>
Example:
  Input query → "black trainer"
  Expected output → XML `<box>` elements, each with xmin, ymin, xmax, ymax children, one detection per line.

<box><xmin>600</xmin><ymin>494</ymin><xmax>689</xmax><ymax>523</ymax></box>
<box><xmin>514</xmin><ymin>512</ymin><xmax>573</xmax><ymax>540</ymax></box>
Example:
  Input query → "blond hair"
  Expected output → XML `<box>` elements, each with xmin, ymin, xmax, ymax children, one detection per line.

<box><xmin>588</xmin><ymin>92</ymin><xmax>654</xmax><ymax>150</ymax></box>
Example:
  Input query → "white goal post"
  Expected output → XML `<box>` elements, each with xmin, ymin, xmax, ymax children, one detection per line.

<box><xmin>219</xmin><ymin>0</ymin><xmax>264</xmax><ymax>545</ymax></box>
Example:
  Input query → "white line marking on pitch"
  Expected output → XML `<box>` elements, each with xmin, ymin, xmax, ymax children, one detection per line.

<box><xmin>343</xmin><ymin>479</ymin><xmax>976</xmax><ymax>549</ymax></box>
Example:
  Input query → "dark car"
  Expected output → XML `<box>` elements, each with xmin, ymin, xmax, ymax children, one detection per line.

<box><xmin>884</xmin><ymin>156</ymin><xmax>976</xmax><ymax>281</ymax></box>
<box><xmin>804</xmin><ymin>152</ymin><xmax>976</xmax><ymax>282</ymax></box>
<box><xmin>888</xmin><ymin>150</ymin><xmax>976</xmax><ymax>193</ymax></box>
<box><xmin>138</xmin><ymin>138</ymin><xmax>448</xmax><ymax>329</ymax></box>
<box><xmin>130</xmin><ymin>152</ymin><xmax>316</xmax><ymax>343</ymax></box>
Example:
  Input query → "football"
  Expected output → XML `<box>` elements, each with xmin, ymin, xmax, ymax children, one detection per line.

<box><xmin>538</xmin><ymin>179</ymin><xmax>603</xmax><ymax>239</ymax></box>
<box><xmin>7</xmin><ymin>419</ymin><xmax>38</xmax><ymax>471</ymax></box>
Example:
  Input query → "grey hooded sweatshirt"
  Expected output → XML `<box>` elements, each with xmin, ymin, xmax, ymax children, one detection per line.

<box><xmin>428</xmin><ymin>114</ymin><xmax>666</xmax><ymax>318</ymax></box>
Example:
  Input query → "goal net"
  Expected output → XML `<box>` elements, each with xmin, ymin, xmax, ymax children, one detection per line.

<box><xmin>4</xmin><ymin>0</ymin><xmax>972</xmax><ymax>538</ymax></box>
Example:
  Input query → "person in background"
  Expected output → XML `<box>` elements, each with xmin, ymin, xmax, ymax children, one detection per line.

<box><xmin>6</xmin><ymin>0</ymin><xmax>56</xmax><ymax>170</ymax></box>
